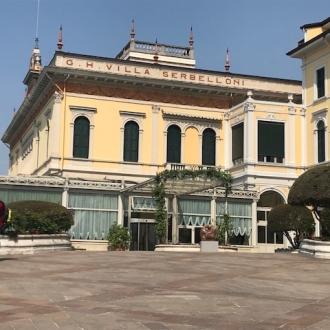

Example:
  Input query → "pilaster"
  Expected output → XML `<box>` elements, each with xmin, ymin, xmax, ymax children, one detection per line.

<box><xmin>244</xmin><ymin>91</ymin><xmax>255</xmax><ymax>163</ymax></box>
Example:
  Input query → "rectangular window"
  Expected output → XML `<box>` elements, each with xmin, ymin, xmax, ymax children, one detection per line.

<box><xmin>316</xmin><ymin>67</ymin><xmax>325</xmax><ymax>99</ymax></box>
<box><xmin>232</xmin><ymin>123</ymin><xmax>244</xmax><ymax>165</ymax></box>
<box><xmin>258</xmin><ymin>121</ymin><xmax>284</xmax><ymax>163</ymax></box>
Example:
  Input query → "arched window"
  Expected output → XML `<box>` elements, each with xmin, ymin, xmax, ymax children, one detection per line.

<box><xmin>167</xmin><ymin>125</ymin><xmax>181</xmax><ymax>163</ymax></box>
<box><xmin>73</xmin><ymin>116</ymin><xmax>90</xmax><ymax>159</ymax></box>
<box><xmin>124</xmin><ymin>121</ymin><xmax>139</xmax><ymax>162</ymax></box>
<box><xmin>202</xmin><ymin>128</ymin><xmax>216</xmax><ymax>166</ymax></box>
<box><xmin>317</xmin><ymin>120</ymin><xmax>325</xmax><ymax>163</ymax></box>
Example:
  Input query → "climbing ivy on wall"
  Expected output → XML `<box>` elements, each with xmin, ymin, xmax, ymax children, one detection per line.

<box><xmin>152</xmin><ymin>168</ymin><xmax>233</xmax><ymax>243</ymax></box>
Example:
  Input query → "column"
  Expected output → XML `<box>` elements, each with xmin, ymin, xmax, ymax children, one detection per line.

<box><xmin>50</xmin><ymin>92</ymin><xmax>62</xmax><ymax>157</ymax></box>
<box><xmin>244</xmin><ymin>91</ymin><xmax>255</xmax><ymax>163</ymax></box>
<box><xmin>198</xmin><ymin>134</ymin><xmax>202</xmax><ymax>165</ymax></box>
<box><xmin>181</xmin><ymin>133</ymin><xmax>185</xmax><ymax>164</ymax></box>
<box><xmin>163</xmin><ymin>130</ymin><xmax>167</xmax><ymax>166</ymax></box>
<box><xmin>172</xmin><ymin>196</ymin><xmax>178</xmax><ymax>243</ymax></box>
<box><xmin>288</xmin><ymin>95</ymin><xmax>296</xmax><ymax>166</ymax></box>
<box><xmin>117</xmin><ymin>194</ymin><xmax>124</xmax><ymax>226</ymax></box>
<box><xmin>151</xmin><ymin>105</ymin><xmax>160</xmax><ymax>163</ymax></box>
<box><xmin>301</xmin><ymin>108</ymin><xmax>307</xmax><ymax>166</ymax></box>
<box><xmin>62</xmin><ymin>179</ymin><xmax>69</xmax><ymax>207</ymax></box>
<box><xmin>251</xmin><ymin>199</ymin><xmax>258</xmax><ymax>247</ymax></box>
<box><xmin>223</xmin><ymin>113</ymin><xmax>230</xmax><ymax>169</ymax></box>
<box><xmin>215</xmin><ymin>136</ymin><xmax>221</xmax><ymax>167</ymax></box>
<box><xmin>211</xmin><ymin>195</ymin><xmax>216</xmax><ymax>226</ymax></box>
<box><xmin>138</xmin><ymin>129</ymin><xmax>143</xmax><ymax>162</ymax></box>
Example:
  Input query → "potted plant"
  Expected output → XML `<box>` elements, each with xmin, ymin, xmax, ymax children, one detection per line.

<box><xmin>107</xmin><ymin>224</ymin><xmax>131</xmax><ymax>251</ymax></box>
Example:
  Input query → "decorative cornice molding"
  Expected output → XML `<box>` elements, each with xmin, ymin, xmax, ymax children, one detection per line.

<box><xmin>64</xmin><ymin>82</ymin><xmax>230</xmax><ymax>110</ymax></box>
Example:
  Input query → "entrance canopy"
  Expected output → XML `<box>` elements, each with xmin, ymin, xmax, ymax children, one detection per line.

<box><xmin>121</xmin><ymin>176</ymin><xmax>224</xmax><ymax>196</ymax></box>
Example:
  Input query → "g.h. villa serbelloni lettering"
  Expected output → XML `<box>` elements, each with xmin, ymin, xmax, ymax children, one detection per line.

<box><xmin>65</xmin><ymin>58</ymin><xmax>244</xmax><ymax>87</ymax></box>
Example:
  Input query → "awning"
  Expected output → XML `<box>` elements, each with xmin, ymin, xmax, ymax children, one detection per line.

<box><xmin>121</xmin><ymin>176</ymin><xmax>223</xmax><ymax>196</ymax></box>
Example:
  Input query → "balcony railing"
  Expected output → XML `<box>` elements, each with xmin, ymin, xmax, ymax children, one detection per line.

<box><xmin>165</xmin><ymin>163</ymin><xmax>218</xmax><ymax>171</ymax></box>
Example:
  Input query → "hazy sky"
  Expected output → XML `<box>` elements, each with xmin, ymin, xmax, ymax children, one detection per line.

<box><xmin>0</xmin><ymin>0</ymin><xmax>329</xmax><ymax>175</ymax></box>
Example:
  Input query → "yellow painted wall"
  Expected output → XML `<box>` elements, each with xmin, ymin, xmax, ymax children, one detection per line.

<box><xmin>184</xmin><ymin>126</ymin><xmax>199</xmax><ymax>164</ymax></box>
<box><xmin>305</xmin><ymin>27</ymin><xmax>323</xmax><ymax>41</ymax></box>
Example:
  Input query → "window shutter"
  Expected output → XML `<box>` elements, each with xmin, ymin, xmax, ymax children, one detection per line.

<box><xmin>232</xmin><ymin>123</ymin><xmax>244</xmax><ymax>161</ymax></box>
<box><xmin>317</xmin><ymin>67</ymin><xmax>325</xmax><ymax>99</ymax></box>
<box><xmin>317</xmin><ymin>121</ymin><xmax>325</xmax><ymax>162</ymax></box>
<box><xmin>202</xmin><ymin>128</ymin><xmax>216</xmax><ymax>166</ymax></box>
<box><xmin>167</xmin><ymin>125</ymin><xmax>181</xmax><ymax>163</ymax></box>
<box><xmin>258</xmin><ymin>121</ymin><xmax>284</xmax><ymax>158</ymax></box>
<box><xmin>73</xmin><ymin>116</ymin><xmax>90</xmax><ymax>159</ymax></box>
<box><xmin>124</xmin><ymin>121</ymin><xmax>139</xmax><ymax>162</ymax></box>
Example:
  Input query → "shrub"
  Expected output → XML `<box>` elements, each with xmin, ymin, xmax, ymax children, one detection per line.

<box><xmin>288</xmin><ymin>166</ymin><xmax>330</xmax><ymax>233</ymax></box>
<box><xmin>6</xmin><ymin>200</ymin><xmax>74</xmax><ymax>235</ymax></box>
<box><xmin>107</xmin><ymin>224</ymin><xmax>131</xmax><ymax>250</ymax></box>
<box><xmin>268</xmin><ymin>204</ymin><xmax>315</xmax><ymax>249</ymax></box>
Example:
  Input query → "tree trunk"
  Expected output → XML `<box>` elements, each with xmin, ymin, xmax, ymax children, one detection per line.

<box><xmin>284</xmin><ymin>231</ymin><xmax>299</xmax><ymax>249</ymax></box>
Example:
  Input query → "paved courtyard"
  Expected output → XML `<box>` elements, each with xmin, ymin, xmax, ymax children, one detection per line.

<box><xmin>0</xmin><ymin>251</ymin><xmax>329</xmax><ymax>330</ymax></box>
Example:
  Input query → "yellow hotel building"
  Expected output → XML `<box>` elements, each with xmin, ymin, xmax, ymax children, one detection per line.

<box><xmin>1</xmin><ymin>18</ymin><xmax>329</xmax><ymax>252</ymax></box>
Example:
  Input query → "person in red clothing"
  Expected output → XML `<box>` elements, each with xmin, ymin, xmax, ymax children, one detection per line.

<box><xmin>0</xmin><ymin>201</ymin><xmax>7</xmax><ymax>234</ymax></box>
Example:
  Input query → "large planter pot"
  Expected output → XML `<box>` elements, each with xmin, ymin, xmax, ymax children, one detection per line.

<box><xmin>0</xmin><ymin>234</ymin><xmax>72</xmax><ymax>255</ymax></box>
<box><xmin>299</xmin><ymin>239</ymin><xmax>330</xmax><ymax>259</ymax></box>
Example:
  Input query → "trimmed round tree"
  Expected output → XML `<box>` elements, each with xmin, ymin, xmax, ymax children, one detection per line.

<box><xmin>288</xmin><ymin>166</ymin><xmax>330</xmax><ymax>233</ymax></box>
<box><xmin>268</xmin><ymin>204</ymin><xmax>315</xmax><ymax>249</ymax></box>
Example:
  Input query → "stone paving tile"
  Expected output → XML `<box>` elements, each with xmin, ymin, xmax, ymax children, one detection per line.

<box><xmin>0</xmin><ymin>251</ymin><xmax>329</xmax><ymax>329</ymax></box>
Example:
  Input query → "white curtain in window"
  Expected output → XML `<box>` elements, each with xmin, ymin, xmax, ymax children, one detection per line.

<box><xmin>178</xmin><ymin>215</ymin><xmax>211</xmax><ymax>226</ymax></box>
<box><xmin>216</xmin><ymin>201</ymin><xmax>252</xmax><ymax>216</ymax></box>
<box><xmin>178</xmin><ymin>199</ymin><xmax>211</xmax><ymax>214</ymax></box>
<box><xmin>68</xmin><ymin>210</ymin><xmax>117</xmax><ymax>240</ymax></box>
<box><xmin>232</xmin><ymin>218</ymin><xmax>252</xmax><ymax>236</ymax></box>
<box><xmin>178</xmin><ymin>199</ymin><xmax>211</xmax><ymax>226</ymax></box>
<box><xmin>227</xmin><ymin>202</ymin><xmax>252</xmax><ymax>216</ymax></box>
<box><xmin>0</xmin><ymin>189</ymin><xmax>62</xmax><ymax>204</ymax></box>
<box><xmin>68</xmin><ymin>192</ymin><xmax>118</xmax><ymax>209</ymax></box>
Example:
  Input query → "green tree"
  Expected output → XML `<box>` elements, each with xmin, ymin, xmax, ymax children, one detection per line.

<box><xmin>268</xmin><ymin>204</ymin><xmax>315</xmax><ymax>249</ymax></box>
<box><xmin>288</xmin><ymin>166</ymin><xmax>330</xmax><ymax>234</ymax></box>
<box><xmin>216</xmin><ymin>213</ymin><xmax>233</xmax><ymax>245</ymax></box>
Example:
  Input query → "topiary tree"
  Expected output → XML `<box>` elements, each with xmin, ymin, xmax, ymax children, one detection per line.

<box><xmin>288</xmin><ymin>166</ymin><xmax>330</xmax><ymax>234</ymax></box>
<box><xmin>268</xmin><ymin>204</ymin><xmax>315</xmax><ymax>249</ymax></box>
<box><xmin>7</xmin><ymin>200</ymin><xmax>74</xmax><ymax>235</ymax></box>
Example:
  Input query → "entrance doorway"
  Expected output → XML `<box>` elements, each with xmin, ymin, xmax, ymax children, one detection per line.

<box><xmin>130</xmin><ymin>220</ymin><xmax>157</xmax><ymax>251</ymax></box>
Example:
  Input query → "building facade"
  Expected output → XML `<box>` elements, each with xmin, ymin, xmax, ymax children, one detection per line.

<box><xmin>2</xmin><ymin>18</ymin><xmax>327</xmax><ymax>252</ymax></box>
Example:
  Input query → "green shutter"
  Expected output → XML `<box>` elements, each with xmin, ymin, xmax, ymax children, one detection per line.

<box><xmin>202</xmin><ymin>128</ymin><xmax>216</xmax><ymax>165</ymax></box>
<box><xmin>167</xmin><ymin>125</ymin><xmax>181</xmax><ymax>163</ymax></box>
<box><xmin>232</xmin><ymin>123</ymin><xmax>244</xmax><ymax>161</ymax></box>
<box><xmin>317</xmin><ymin>121</ymin><xmax>325</xmax><ymax>162</ymax></box>
<box><xmin>124</xmin><ymin>121</ymin><xmax>139</xmax><ymax>162</ymax></box>
<box><xmin>73</xmin><ymin>116</ymin><xmax>90</xmax><ymax>159</ymax></box>
<box><xmin>317</xmin><ymin>67</ymin><xmax>325</xmax><ymax>98</ymax></box>
<box><xmin>258</xmin><ymin>121</ymin><xmax>284</xmax><ymax>158</ymax></box>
